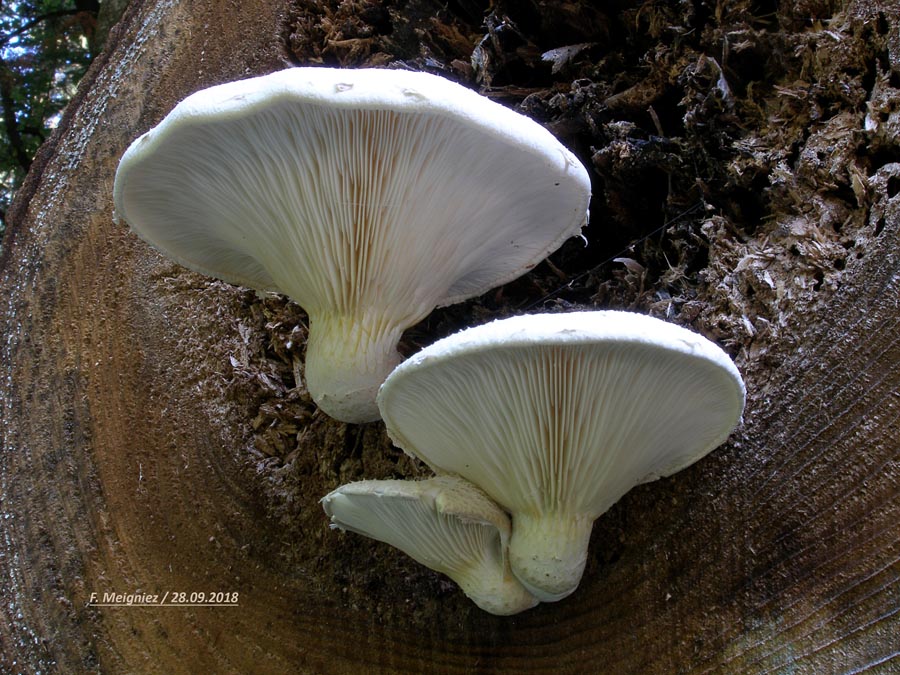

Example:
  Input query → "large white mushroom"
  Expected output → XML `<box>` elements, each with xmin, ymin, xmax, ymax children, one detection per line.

<box><xmin>113</xmin><ymin>67</ymin><xmax>592</xmax><ymax>423</ymax></box>
<box><xmin>377</xmin><ymin>310</ymin><xmax>745</xmax><ymax>601</ymax></box>
<box><xmin>322</xmin><ymin>475</ymin><xmax>538</xmax><ymax>615</ymax></box>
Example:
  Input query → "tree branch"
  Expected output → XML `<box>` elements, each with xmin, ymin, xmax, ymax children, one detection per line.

<box><xmin>0</xmin><ymin>55</ymin><xmax>32</xmax><ymax>173</ymax></box>
<box><xmin>0</xmin><ymin>9</ymin><xmax>82</xmax><ymax>49</ymax></box>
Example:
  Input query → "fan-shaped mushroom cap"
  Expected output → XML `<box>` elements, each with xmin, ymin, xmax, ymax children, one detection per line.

<box><xmin>113</xmin><ymin>67</ymin><xmax>592</xmax><ymax>423</ymax></box>
<box><xmin>377</xmin><ymin>311</ymin><xmax>745</xmax><ymax>601</ymax></box>
<box><xmin>322</xmin><ymin>475</ymin><xmax>538</xmax><ymax>615</ymax></box>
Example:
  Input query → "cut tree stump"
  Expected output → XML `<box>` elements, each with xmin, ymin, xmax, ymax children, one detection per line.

<box><xmin>1</xmin><ymin>0</ymin><xmax>898</xmax><ymax>673</ymax></box>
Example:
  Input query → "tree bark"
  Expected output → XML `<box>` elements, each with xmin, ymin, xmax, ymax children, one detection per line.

<box><xmin>1</xmin><ymin>0</ymin><xmax>898</xmax><ymax>673</ymax></box>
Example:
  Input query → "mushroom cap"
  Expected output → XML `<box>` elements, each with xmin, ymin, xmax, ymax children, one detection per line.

<box><xmin>113</xmin><ymin>66</ymin><xmax>590</xmax><ymax>310</ymax></box>
<box><xmin>377</xmin><ymin>310</ymin><xmax>745</xmax><ymax>599</ymax></box>
<box><xmin>321</xmin><ymin>475</ymin><xmax>538</xmax><ymax>615</ymax></box>
<box><xmin>113</xmin><ymin>67</ymin><xmax>591</xmax><ymax>423</ymax></box>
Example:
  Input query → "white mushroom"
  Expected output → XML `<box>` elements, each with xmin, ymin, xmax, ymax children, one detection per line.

<box><xmin>113</xmin><ymin>67</ymin><xmax>592</xmax><ymax>423</ymax></box>
<box><xmin>322</xmin><ymin>475</ymin><xmax>538</xmax><ymax>615</ymax></box>
<box><xmin>377</xmin><ymin>310</ymin><xmax>745</xmax><ymax>601</ymax></box>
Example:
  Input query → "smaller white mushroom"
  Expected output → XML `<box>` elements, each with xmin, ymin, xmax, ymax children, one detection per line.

<box><xmin>377</xmin><ymin>310</ymin><xmax>746</xmax><ymax>602</ymax></box>
<box><xmin>322</xmin><ymin>475</ymin><xmax>538</xmax><ymax>615</ymax></box>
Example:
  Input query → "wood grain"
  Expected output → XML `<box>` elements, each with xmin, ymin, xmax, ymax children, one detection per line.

<box><xmin>1</xmin><ymin>1</ymin><xmax>898</xmax><ymax>673</ymax></box>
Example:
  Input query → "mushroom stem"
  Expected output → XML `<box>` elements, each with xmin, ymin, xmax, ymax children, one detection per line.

<box><xmin>454</xmin><ymin>561</ymin><xmax>540</xmax><ymax>616</ymax></box>
<box><xmin>304</xmin><ymin>313</ymin><xmax>403</xmax><ymax>423</ymax></box>
<box><xmin>508</xmin><ymin>511</ymin><xmax>594</xmax><ymax>602</ymax></box>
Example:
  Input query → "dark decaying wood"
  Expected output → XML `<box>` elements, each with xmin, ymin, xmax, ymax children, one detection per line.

<box><xmin>1</xmin><ymin>0</ymin><xmax>898</xmax><ymax>672</ymax></box>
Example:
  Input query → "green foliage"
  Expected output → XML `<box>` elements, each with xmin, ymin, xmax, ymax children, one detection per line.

<box><xmin>0</xmin><ymin>0</ymin><xmax>99</xmax><ymax>236</ymax></box>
